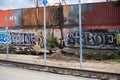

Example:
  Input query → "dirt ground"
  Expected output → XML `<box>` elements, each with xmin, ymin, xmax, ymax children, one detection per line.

<box><xmin>0</xmin><ymin>53</ymin><xmax>120</xmax><ymax>73</ymax></box>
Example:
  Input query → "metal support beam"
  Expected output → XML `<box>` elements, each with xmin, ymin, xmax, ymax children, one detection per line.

<box><xmin>5</xmin><ymin>16</ymin><xmax>9</xmax><ymax>60</ymax></box>
<box><xmin>79</xmin><ymin>0</ymin><xmax>82</xmax><ymax>69</ymax></box>
<box><xmin>43</xmin><ymin>0</ymin><xmax>47</xmax><ymax>65</ymax></box>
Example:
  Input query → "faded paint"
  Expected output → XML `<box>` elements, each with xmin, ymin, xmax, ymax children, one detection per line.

<box><xmin>23</xmin><ymin>7</ymin><xmax>54</xmax><ymax>27</ymax></box>
<box><xmin>0</xmin><ymin>2</ymin><xmax>119</xmax><ymax>29</ymax></box>
<box><xmin>0</xmin><ymin>10</ymin><xmax>22</xmax><ymax>28</ymax></box>
<box><xmin>63</xmin><ymin>2</ymin><xmax>120</xmax><ymax>29</ymax></box>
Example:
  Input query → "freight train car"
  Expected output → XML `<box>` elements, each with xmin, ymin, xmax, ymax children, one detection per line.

<box><xmin>61</xmin><ymin>1</ymin><xmax>120</xmax><ymax>49</ymax></box>
<box><xmin>0</xmin><ymin>1</ymin><xmax>120</xmax><ymax>49</ymax></box>
<box><xmin>0</xmin><ymin>7</ymin><xmax>55</xmax><ymax>28</ymax></box>
<box><xmin>63</xmin><ymin>1</ymin><xmax>120</xmax><ymax>29</ymax></box>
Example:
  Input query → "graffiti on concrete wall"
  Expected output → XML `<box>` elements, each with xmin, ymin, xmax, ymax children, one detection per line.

<box><xmin>10</xmin><ymin>32</ymin><xmax>35</xmax><ymax>45</ymax></box>
<box><xmin>0</xmin><ymin>30</ymin><xmax>35</xmax><ymax>45</ymax></box>
<box><xmin>37</xmin><ymin>31</ymin><xmax>44</xmax><ymax>47</ymax></box>
<box><xmin>64</xmin><ymin>30</ymin><xmax>120</xmax><ymax>49</ymax></box>
<box><xmin>1</xmin><ymin>28</ymin><xmax>120</xmax><ymax>49</ymax></box>
<box><xmin>0</xmin><ymin>31</ymin><xmax>35</xmax><ymax>46</ymax></box>
<box><xmin>116</xmin><ymin>32</ymin><xmax>120</xmax><ymax>46</ymax></box>
<box><xmin>37</xmin><ymin>29</ymin><xmax>54</xmax><ymax>47</ymax></box>
<box><xmin>0</xmin><ymin>32</ymin><xmax>11</xmax><ymax>44</ymax></box>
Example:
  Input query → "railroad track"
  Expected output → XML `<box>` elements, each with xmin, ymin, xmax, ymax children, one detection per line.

<box><xmin>0</xmin><ymin>59</ymin><xmax>119</xmax><ymax>80</ymax></box>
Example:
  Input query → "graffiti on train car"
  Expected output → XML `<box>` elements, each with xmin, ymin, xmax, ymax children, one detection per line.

<box><xmin>65</xmin><ymin>30</ymin><xmax>119</xmax><ymax>49</ymax></box>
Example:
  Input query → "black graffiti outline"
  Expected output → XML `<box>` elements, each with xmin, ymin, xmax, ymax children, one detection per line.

<box><xmin>65</xmin><ymin>31</ymin><xmax>118</xmax><ymax>49</ymax></box>
<box><xmin>10</xmin><ymin>32</ymin><xmax>35</xmax><ymax>46</ymax></box>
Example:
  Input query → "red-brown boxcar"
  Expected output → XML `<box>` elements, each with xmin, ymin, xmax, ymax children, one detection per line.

<box><xmin>0</xmin><ymin>1</ymin><xmax>119</xmax><ymax>29</ymax></box>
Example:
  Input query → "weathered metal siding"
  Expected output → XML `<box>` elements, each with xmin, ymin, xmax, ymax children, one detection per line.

<box><xmin>0</xmin><ymin>2</ymin><xmax>119</xmax><ymax>29</ymax></box>
<box><xmin>0</xmin><ymin>9</ymin><xmax>22</xmax><ymax>28</ymax></box>
<box><xmin>46</xmin><ymin>6</ymin><xmax>54</xmax><ymax>26</ymax></box>
<box><xmin>0</xmin><ymin>10</ymin><xmax>16</xmax><ymax>28</ymax></box>
<box><xmin>83</xmin><ymin>2</ymin><xmax>120</xmax><ymax>26</ymax></box>
<box><xmin>23</xmin><ymin>7</ymin><xmax>54</xmax><ymax>27</ymax></box>
<box><xmin>0</xmin><ymin>7</ymin><xmax>54</xmax><ymax>28</ymax></box>
<box><xmin>23</xmin><ymin>8</ymin><xmax>37</xmax><ymax>27</ymax></box>
<box><xmin>63</xmin><ymin>5</ymin><xmax>79</xmax><ymax>27</ymax></box>
<box><xmin>63</xmin><ymin>2</ymin><xmax>120</xmax><ymax>29</ymax></box>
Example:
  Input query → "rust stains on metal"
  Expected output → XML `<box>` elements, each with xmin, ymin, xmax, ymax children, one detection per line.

<box><xmin>0</xmin><ymin>2</ymin><xmax>119</xmax><ymax>29</ymax></box>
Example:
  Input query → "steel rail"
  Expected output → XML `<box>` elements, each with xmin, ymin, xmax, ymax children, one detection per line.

<box><xmin>0</xmin><ymin>59</ymin><xmax>119</xmax><ymax>79</ymax></box>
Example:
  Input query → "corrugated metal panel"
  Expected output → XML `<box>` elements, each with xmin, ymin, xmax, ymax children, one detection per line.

<box><xmin>0</xmin><ymin>10</ymin><xmax>16</xmax><ymax>28</ymax></box>
<box><xmin>83</xmin><ymin>25</ymin><xmax>120</xmax><ymax>29</ymax></box>
<box><xmin>63</xmin><ymin>2</ymin><xmax>120</xmax><ymax>29</ymax></box>
<box><xmin>0</xmin><ymin>7</ymin><xmax>55</xmax><ymax>28</ymax></box>
<box><xmin>83</xmin><ymin>2</ymin><xmax>120</xmax><ymax>29</ymax></box>
<box><xmin>0</xmin><ymin>2</ymin><xmax>119</xmax><ymax>29</ymax></box>
<box><xmin>63</xmin><ymin>5</ymin><xmax>79</xmax><ymax>26</ymax></box>
<box><xmin>0</xmin><ymin>9</ymin><xmax>22</xmax><ymax>28</ymax></box>
<box><xmin>23</xmin><ymin>6</ymin><xmax>54</xmax><ymax>27</ymax></box>
<box><xmin>46</xmin><ymin>6</ymin><xmax>54</xmax><ymax>26</ymax></box>
<box><xmin>23</xmin><ymin>8</ymin><xmax>37</xmax><ymax>27</ymax></box>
